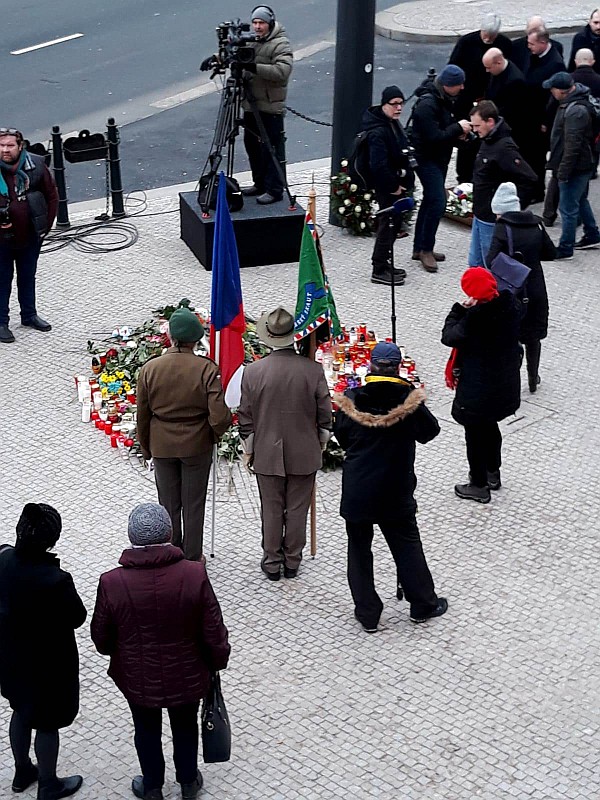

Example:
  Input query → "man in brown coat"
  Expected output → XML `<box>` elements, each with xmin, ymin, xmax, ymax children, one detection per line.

<box><xmin>238</xmin><ymin>307</ymin><xmax>332</xmax><ymax>580</ymax></box>
<box><xmin>136</xmin><ymin>308</ymin><xmax>232</xmax><ymax>561</ymax></box>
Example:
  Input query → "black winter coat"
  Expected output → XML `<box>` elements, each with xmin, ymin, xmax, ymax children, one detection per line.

<box><xmin>571</xmin><ymin>65</ymin><xmax>600</xmax><ymax>98</ymax></box>
<box><xmin>0</xmin><ymin>546</ymin><xmax>86</xmax><ymax>730</ymax></box>
<box><xmin>568</xmin><ymin>26</ymin><xmax>600</xmax><ymax>73</ymax></box>
<box><xmin>333</xmin><ymin>379</ymin><xmax>440</xmax><ymax>521</ymax></box>
<box><xmin>487</xmin><ymin>211</ymin><xmax>556</xmax><ymax>342</ymax></box>
<box><xmin>449</xmin><ymin>30</ymin><xmax>513</xmax><ymax>117</ymax></box>
<box><xmin>472</xmin><ymin>119</ymin><xmax>537</xmax><ymax>221</ymax></box>
<box><xmin>441</xmin><ymin>291</ymin><xmax>522</xmax><ymax>424</ymax></box>
<box><xmin>485</xmin><ymin>62</ymin><xmax>529</xmax><ymax>145</ymax></box>
<box><xmin>547</xmin><ymin>84</ymin><xmax>595</xmax><ymax>180</ymax></box>
<box><xmin>410</xmin><ymin>79</ymin><xmax>463</xmax><ymax>166</ymax></box>
<box><xmin>512</xmin><ymin>36</ymin><xmax>564</xmax><ymax>73</ymax></box>
<box><xmin>524</xmin><ymin>46</ymin><xmax>566</xmax><ymax>121</ymax></box>
<box><xmin>361</xmin><ymin>106</ymin><xmax>415</xmax><ymax>197</ymax></box>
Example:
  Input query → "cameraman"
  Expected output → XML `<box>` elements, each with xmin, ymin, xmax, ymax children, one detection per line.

<box><xmin>203</xmin><ymin>6</ymin><xmax>293</xmax><ymax>205</ymax></box>
<box><xmin>0</xmin><ymin>128</ymin><xmax>57</xmax><ymax>344</ymax></box>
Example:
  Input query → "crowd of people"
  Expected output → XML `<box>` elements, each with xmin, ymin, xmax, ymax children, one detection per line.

<box><xmin>0</xmin><ymin>7</ymin><xmax>598</xmax><ymax>800</ymax></box>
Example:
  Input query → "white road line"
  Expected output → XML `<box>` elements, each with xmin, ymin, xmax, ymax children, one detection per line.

<box><xmin>11</xmin><ymin>33</ymin><xmax>84</xmax><ymax>56</ymax></box>
<box><xmin>150</xmin><ymin>39</ymin><xmax>334</xmax><ymax>112</ymax></box>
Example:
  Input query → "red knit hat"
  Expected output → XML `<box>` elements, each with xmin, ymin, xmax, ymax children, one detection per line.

<box><xmin>460</xmin><ymin>267</ymin><xmax>499</xmax><ymax>302</ymax></box>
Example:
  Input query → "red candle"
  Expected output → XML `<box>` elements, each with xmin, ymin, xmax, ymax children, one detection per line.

<box><xmin>96</xmin><ymin>420</ymin><xmax>105</xmax><ymax>431</ymax></box>
<box><xmin>104</xmin><ymin>422</ymin><xmax>113</xmax><ymax>435</ymax></box>
<box><xmin>91</xmin><ymin>410</ymin><xmax>99</xmax><ymax>421</ymax></box>
<box><xmin>124</xmin><ymin>437</ymin><xmax>134</xmax><ymax>448</ymax></box>
<box><xmin>110</xmin><ymin>434</ymin><xmax>118</xmax><ymax>448</ymax></box>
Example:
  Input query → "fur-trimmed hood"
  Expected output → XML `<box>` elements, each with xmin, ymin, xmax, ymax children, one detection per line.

<box><xmin>334</xmin><ymin>387</ymin><xmax>426</xmax><ymax>428</ymax></box>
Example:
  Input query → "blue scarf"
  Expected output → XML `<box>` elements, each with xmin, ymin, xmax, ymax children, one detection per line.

<box><xmin>0</xmin><ymin>150</ymin><xmax>29</xmax><ymax>198</ymax></box>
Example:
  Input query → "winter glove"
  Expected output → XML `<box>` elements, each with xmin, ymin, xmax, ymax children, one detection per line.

<box><xmin>244</xmin><ymin>63</ymin><xmax>258</xmax><ymax>74</ymax></box>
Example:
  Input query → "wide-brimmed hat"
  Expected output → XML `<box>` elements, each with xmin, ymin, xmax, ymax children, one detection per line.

<box><xmin>256</xmin><ymin>306</ymin><xmax>295</xmax><ymax>348</ymax></box>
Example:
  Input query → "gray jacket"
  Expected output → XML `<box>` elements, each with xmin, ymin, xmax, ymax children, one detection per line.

<box><xmin>547</xmin><ymin>84</ymin><xmax>595</xmax><ymax>181</ymax></box>
<box><xmin>242</xmin><ymin>23</ymin><xmax>293</xmax><ymax>115</ymax></box>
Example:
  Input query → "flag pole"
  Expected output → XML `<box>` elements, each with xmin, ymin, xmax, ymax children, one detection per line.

<box><xmin>210</xmin><ymin>331</ymin><xmax>221</xmax><ymax>559</ymax></box>
<box><xmin>308</xmin><ymin>175</ymin><xmax>318</xmax><ymax>558</ymax></box>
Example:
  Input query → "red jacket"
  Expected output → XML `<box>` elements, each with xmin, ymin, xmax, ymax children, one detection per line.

<box><xmin>90</xmin><ymin>544</ymin><xmax>230</xmax><ymax>707</ymax></box>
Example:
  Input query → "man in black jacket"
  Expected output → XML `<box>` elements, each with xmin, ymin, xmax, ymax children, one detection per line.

<box><xmin>483</xmin><ymin>49</ymin><xmax>529</xmax><ymax>149</ymax></box>
<box><xmin>361</xmin><ymin>86</ymin><xmax>415</xmax><ymax>287</ymax></box>
<box><xmin>468</xmin><ymin>100</ymin><xmax>536</xmax><ymax>266</ymax></box>
<box><xmin>571</xmin><ymin>47</ymin><xmax>600</xmax><ymax>95</ymax></box>
<box><xmin>568</xmin><ymin>9</ymin><xmax>600</xmax><ymax>73</ymax></box>
<box><xmin>449</xmin><ymin>13</ymin><xmax>513</xmax><ymax>181</ymax></box>
<box><xmin>512</xmin><ymin>16</ymin><xmax>564</xmax><ymax>73</ymax></box>
<box><xmin>410</xmin><ymin>66</ymin><xmax>472</xmax><ymax>272</ymax></box>
<box><xmin>333</xmin><ymin>342</ymin><xmax>447</xmax><ymax>633</ymax></box>
<box><xmin>545</xmin><ymin>72</ymin><xmax>600</xmax><ymax>257</ymax></box>
<box><xmin>0</xmin><ymin>129</ymin><xmax>58</xmax><ymax>344</ymax></box>
<box><xmin>522</xmin><ymin>28</ymin><xmax>566</xmax><ymax>200</ymax></box>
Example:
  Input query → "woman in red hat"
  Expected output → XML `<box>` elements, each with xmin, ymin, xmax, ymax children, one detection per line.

<box><xmin>441</xmin><ymin>266</ymin><xmax>522</xmax><ymax>503</ymax></box>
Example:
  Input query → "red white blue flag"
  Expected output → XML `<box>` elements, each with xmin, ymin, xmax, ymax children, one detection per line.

<box><xmin>209</xmin><ymin>173</ymin><xmax>246</xmax><ymax>408</ymax></box>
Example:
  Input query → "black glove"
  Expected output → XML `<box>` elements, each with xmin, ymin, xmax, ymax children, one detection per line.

<box><xmin>244</xmin><ymin>63</ymin><xmax>257</xmax><ymax>74</ymax></box>
<box><xmin>200</xmin><ymin>56</ymin><xmax>216</xmax><ymax>72</ymax></box>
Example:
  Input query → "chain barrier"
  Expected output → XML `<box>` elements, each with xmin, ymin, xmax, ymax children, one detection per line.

<box><xmin>285</xmin><ymin>105</ymin><xmax>333</xmax><ymax>127</ymax></box>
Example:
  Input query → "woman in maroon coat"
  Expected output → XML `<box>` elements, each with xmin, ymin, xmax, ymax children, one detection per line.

<box><xmin>91</xmin><ymin>503</ymin><xmax>230</xmax><ymax>800</ymax></box>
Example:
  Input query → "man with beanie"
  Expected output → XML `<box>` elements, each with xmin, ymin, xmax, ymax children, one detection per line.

<box><xmin>442</xmin><ymin>267</ymin><xmax>522</xmax><ymax>503</ymax></box>
<box><xmin>91</xmin><ymin>503</ymin><xmax>230</xmax><ymax>800</ymax></box>
<box><xmin>0</xmin><ymin>503</ymin><xmax>86</xmax><ymax>800</ymax></box>
<box><xmin>0</xmin><ymin>128</ymin><xmax>58</xmax><ymax>344</ymax></box>
<box><xmin>488</xmin><ymin>182</ymin><xmax>556</xmax><ymax>393</ymax></box>
<box><xmin>449</xmin><ymin>13</ymin><xmax>514</xmax><ymax>181</ymax></box>
<box><xmin>468</xmin><ymin>99</ymin><xmax>536</xmax><ymax>266</ymax></box>
<box><xmin>360</xmin><ymin>86</ymin><xmax>415</xmax><ymax>285</ymax></box>
<box><xmin>545</xmin><ymin>71</ymin><xmax>600</xmax><ymax>258</ymax></box>
<box><xmin>238</xmin><ymin>306</ymin><xmax>332</xmax><ymax>580</ymax></box>
<box><xmin>202</xmin><ymin>7</ymin><xmax>293</xmax><ymax>204</ymax></box>
<box><xmin>136</xmin><ymin>307</ymin><xmax>232</xmax><ymax>561</ymax></box>
<box><xmin>410</xmin><ymin>65</ymin><xmax>473</xmax><ymax>273</ymax></box>
<box><xmin>333</xmin><ymin>342</ymin><xmax>447</xmax><ymax>632</ymax></box>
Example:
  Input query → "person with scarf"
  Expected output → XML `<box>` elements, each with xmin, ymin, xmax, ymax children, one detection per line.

<box><xmin>442</xmin><ymin>267</ymin><xmax>522</xmax><ymax>503</ymax></box>
<box><xmin>0</xmin><ymin>128</ymin><xmax>58</xmax><ymax>343</ymax></box>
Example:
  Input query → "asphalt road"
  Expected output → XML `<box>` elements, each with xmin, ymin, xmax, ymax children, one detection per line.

<box><xmin>0</xmin><ymin>3</ymin><xmax>570</xmax><ymax>203</ymax></box>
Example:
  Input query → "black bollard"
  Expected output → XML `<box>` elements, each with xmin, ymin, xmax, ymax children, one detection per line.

<box><xmin>51</xmin><ymin>126</ymin><xmax>70</xmax><ymax>228</ymax></box>
<box><xmin>106</xmin><ymin>118</ymin><xmax>125</xmax><ymax>218</ymax></box>
<box><xmin>329</xmin><ymin>0</ymin><xmax>376</xmax><ymax>225</ymax></box>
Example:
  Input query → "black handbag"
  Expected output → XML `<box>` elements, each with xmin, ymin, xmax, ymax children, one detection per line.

<box><xmin>490</xmin><ymin>225</ymin><xmax>531</xmax><ymax>296</ymax></box>
<box><xmin>198</xmin><ymin>173</ymin><xmax>243</xmax><ymax>212</ymax></box>
<box><xmin>201</xmin><ymin>673</ymin><xmax>231</xmax><ymax>763</ymax></box>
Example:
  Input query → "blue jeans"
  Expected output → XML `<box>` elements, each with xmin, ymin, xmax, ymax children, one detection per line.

<box><xmin>0</xmin><ymin>238</ymin><xmax>41</xmax><ymax>325</ymax></box>
<box><xmin>558</xmin><ymin>172</ymin><xmax>599</xmax><ymax>253</ymax></box>
<box><xmin>414</xmin><ymin>161</ymin><xmax>448</xmax><ymax>252</ymax></box>
<box><xmin>468</xmin><ymin>217</ymin><xmax>496</xmax><ymax>267</ymax></box>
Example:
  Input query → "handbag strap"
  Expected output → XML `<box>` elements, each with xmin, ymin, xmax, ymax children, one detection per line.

<box><xmin>504</xmin><ymin>224</ymin><xmax>515</xmax><ymax>256</ymax></box>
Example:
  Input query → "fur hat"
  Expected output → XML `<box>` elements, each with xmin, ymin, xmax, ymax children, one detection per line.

<box><xmin>128</xmin><ymin>503</ymin><xmax>172</xmax><ymax>546</ymax></box>
<box><xmin>461</xmin><ymin>267</ymin><xmax>499</xmax><ymax>302</ymax></box>
<box><xmin>491</xmin><ymin>182</ymin><xmax>521</xmax><ymax>214</ymax></box>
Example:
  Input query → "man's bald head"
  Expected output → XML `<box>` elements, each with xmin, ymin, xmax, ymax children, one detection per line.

<box><xmin>575</xmin><ymin>47</ymin><xmax>595</xmax><ymax>66</ymax></box>
<box><xmin>526</xmin><ymin>15</ymin><xmax>545</xmax><ymax>33</ymax></box>
<box><xmin>483</xmin><ymin>47</ymin><xmax>507</xmax><ymax>75</ymax></box>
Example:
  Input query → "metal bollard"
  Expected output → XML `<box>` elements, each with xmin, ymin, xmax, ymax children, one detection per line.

<box><xmin>106</xmin><ymin>118</ymin><xmax>125</xmax><ymax>218</ymax></box>
<box><xmin>51</xmin><ymin>126</ymin><xmax>70</xmax><ymax>228</ymax></box>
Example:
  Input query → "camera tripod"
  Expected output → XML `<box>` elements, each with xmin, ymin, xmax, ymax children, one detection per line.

<box><xmin>198</xmin><ymin>71</ymin><xmax>295</xmax><ymax>214</ymax></box>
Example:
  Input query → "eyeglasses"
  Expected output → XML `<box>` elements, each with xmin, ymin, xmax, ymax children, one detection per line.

<box><xmin>0</xmin><ymin>128</ymin><xmax>19</xmax><ymax>136</ymax></box>
<box><xmin>386</xmin><ymin>101</ymin><xmax>404</xmax><ymax>107</ymax></box>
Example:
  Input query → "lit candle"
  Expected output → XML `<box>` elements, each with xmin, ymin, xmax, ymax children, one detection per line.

<box><xmin>110</xmin><ymin>434</ymin><xmax>118</xmax><ymax>448</ymax></box>
<box><xmin>104</xmin><ymin>422</ymin><xmax>113</xmax><ymax>435</ymax></box>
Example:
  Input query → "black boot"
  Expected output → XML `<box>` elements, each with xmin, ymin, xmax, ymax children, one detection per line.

<box><xmin>12</xmin><ymin>761</ymin><xmax>38</xmax><ymax>792</ymax></box>
<box><xmin>37</xmin><ymin>775</ymin><xmax>83</xmax><ymax>800</ymax></box>
<box><xmin>525</xmin><ymin>340</ymin><xmax>542</xmax><ymax>393</ymax></box>
<box><xmin>181</xmin><ymin>770</ymin><xmax>204</xmax><ymax>799</ymax></box>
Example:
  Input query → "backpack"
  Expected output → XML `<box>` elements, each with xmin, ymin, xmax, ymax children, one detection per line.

<box><xmin>573</xmin><ymin>96</ymin><xmax>600</xmax><ymax>154</ymax></box>
<box><xmin>347</xmin><ymin>130</ymin><xmax>373</xmax><ymax>191</ymax></box>
<box><xmin>489</xmin><ymin>225</ymin><xmax>531</xmax><ymax>302</ymax></box>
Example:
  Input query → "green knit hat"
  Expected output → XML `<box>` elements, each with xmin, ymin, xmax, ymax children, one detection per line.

<box><xmin>168</xmin><ymin>308</ymin><xmax>205</xmax><ymax>343</ymax></box>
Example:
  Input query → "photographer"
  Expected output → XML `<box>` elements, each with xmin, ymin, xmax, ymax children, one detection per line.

<box><xmin>202</xmin><ymin>6</ymin><xmax>293</xmax><ymax>205</ymax></box>
<box><xmin>0</xmin><ymin>128</ymin><xmax>58</xmax><ymax>344</ymax></box>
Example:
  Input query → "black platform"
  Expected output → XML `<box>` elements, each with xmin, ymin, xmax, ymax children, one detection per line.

<box><xmin>179</xmin><ymin>191</ymin><xmax>305</xmax><ymax>271</ymax></box>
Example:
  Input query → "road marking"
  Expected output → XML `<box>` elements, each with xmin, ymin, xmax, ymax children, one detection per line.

<box><xmin>11</xmin><ymin>33</ymin><xmax>84</xmax><ymax>56</ymax></box>
<box><xmin>150</xmin><ymin>39</ymin><xmax>334</xmax><ymax>112</ymax></box>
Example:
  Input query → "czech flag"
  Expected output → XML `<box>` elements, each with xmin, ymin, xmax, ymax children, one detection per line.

<box><xmin>209</xmin><ymin>173</ymin><xmax>246</xmax><ymax>408</ymax></box>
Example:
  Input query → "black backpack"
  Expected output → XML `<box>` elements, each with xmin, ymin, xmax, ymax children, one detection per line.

<box><xmin>347</xmin><ymin>130</ymin><xmax>373</xmax><ymax>191</ymax></box>
<box><xmin>572</xmin><ymin>96</ymin><xmax>600</xmax><ymax>154</ymax></box>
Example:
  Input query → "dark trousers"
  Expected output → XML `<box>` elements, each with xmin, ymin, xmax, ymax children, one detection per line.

<box><xmin>413</xmin><ymin>161</ymin><xmax>448</xmax><ymax>253</ymax></box>
<box><xmin>464</xmin><ymin>420</ymin><xmax>502</xmax><ymax>487</ymax></box>
<box><xmin>9</xmin><ymin>710</ymin><xmax>59</xmax><ymax>782</ymax></box>
<box><xmin>0</xmin><ymin>238</ymin><xmax>40</xmax><ymax>325</ymax></box>
<box><xmin>520</xmin><ymin>131</ymin><xmax>548</xmax><ymax>201</ymax></box>
<box><xmin>372</xmin><ymin>192</ymin><xmax>406</xmax><ymax>273</ymax></box>
<box><xmin>525</xmin><ymin>340</ymin><xmax>542</xmax><ymax>384</ymax></box>
<box><xmin>256</xmin><ymin>472</ymin><xmax>315</xmax><ymax>571</ymax></box>
<box><xmin>153</xmin><ymin>451</ymin><xmax>213</xmax><ymax>560</ymax></box>
<box><xmin>346</xmin><ymin>516</ymin><xmax>438</xmax><ymax>627</ymax></box>
<box><xmin>243</xmin><ymin>110</ymin><xmax>286</xmax><ymax>199</ymax></box>
<box><xmin>543</xmin><ymin>174</ymin><xmax>559</xmax><ymax>223</ymax></box>
<box><xmin>128</xmin><ymin>702</ymin><xmax>200</xmax><ymax>792</ymax></box>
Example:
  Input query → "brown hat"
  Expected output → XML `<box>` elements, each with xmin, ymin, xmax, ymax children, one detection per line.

<box><xmin>256</xmin><ymin>306</ymin><xmax>295</xmax><ymax>348</ymax></box>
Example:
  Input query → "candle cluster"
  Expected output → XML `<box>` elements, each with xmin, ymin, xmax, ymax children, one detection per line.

<box><xmin>76</xmin><ymin>374</ymin><xmax>138</xmax><ymax>453</ymax></box>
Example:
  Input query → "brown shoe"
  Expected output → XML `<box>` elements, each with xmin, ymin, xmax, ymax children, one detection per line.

<box><xmin>419</xmin><ymin>251</ymin><xmax>438</xmax><ymax>273</ymax></box>
<box><xmin>412</xmin><ymin>250</ymin><xmax>445</xmax><ymax>262</ymax></box>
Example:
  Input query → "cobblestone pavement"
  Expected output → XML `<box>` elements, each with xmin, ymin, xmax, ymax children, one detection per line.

<box><xmin>376</xmin><ymin>0</ymin><xmax>592</xmax><ymax>41</ymax></box>
<box><xmin>1</xmin><ymin>159</ymin><xmax>599</xmax><ymax>800</ymax></box>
